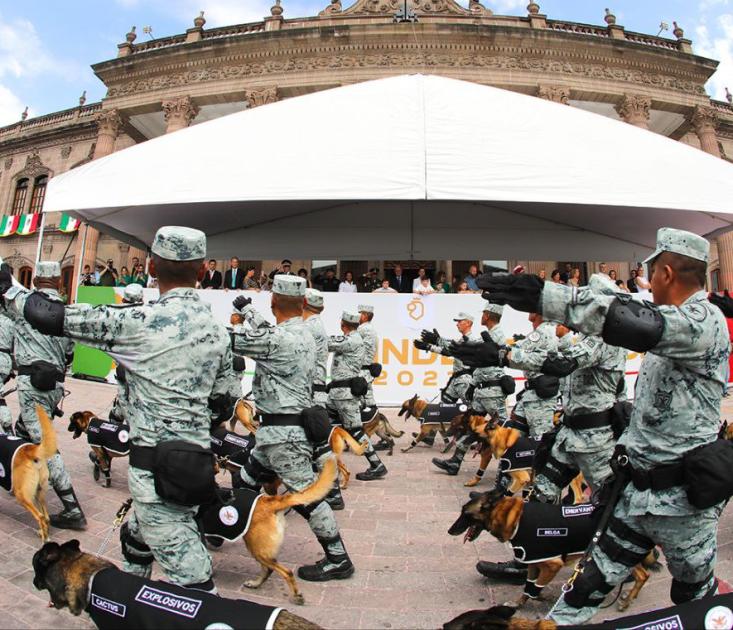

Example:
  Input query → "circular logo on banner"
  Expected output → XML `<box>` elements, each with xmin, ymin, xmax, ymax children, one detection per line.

<box><xmin>118</xmin><ymin>430</ymin><xmax>129</xmax><ymax>443</ymax></box>
<box><xmin>459</xmin><ymin>404</ymin><xmax>468</xmax><ymax>412</ymax></box>
<box><xmin>0</xmin><ymin>463</ymin><xmax>5</xmax><ymax>478</ymax></box>
<box><xmin>205</xmin><ymin>624</ymin><xmax>234</xmax><ymax>630</ymax></box>
<box><xmin>219</xmin><ymin>506</ymin><xmax>239</xmax><ymax>527</ymax></box>
<box><xmin>705</xmin><ymin>606</ymin><xmax>733</xmax><ymax>629</ymax></box>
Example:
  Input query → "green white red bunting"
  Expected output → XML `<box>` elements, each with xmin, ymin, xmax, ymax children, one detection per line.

<box><xmin>16</xmin><ymin>213</ymin><xmax>39</xmax><ymax>236</ymax></box>
<box><xmin>59</xmin><ymin>214</ymin><xmax>80</xmax><ymax>233</ymax></box>
<box><xmin>0</xmin><ymin>215</ymin><xmax>19</xmax><ymax>237</ymax></box>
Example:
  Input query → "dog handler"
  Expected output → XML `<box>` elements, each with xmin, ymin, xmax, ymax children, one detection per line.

<box><xmin>232</xmin><ymin>277</ymin><xmax>355</xmax><ymax>582</ymax></box>
<box><xmin>0</xmin><ymin>309</ymin><xmax>14</xmax><ymax>433</ymax></box>
<box><xmin>0</xmin><ymin>228</ymin><xmax>240</xmax><ymax>591</ymax></box>
<box><xmin>358</xmin><ymin>304</ymin><xmax>380</xmax><ymax>408</ymax></box>
<box><xmin>461</xmin><ymin>228</ymin><xmax>729</xmax><ymax>624</ymax></box>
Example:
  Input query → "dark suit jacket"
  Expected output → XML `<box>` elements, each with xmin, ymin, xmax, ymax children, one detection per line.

<box><xmin>201</xmin><ymin>270</ymin><xmax>222</xmax><ymax>289</ymax></box>
<box><xmin>224</xmin><ymin>268</ymin><xmax>244</xmax><ymax>290</ymax></box>
<box><xmin>389</xmin><ymin>274</ymin><xmax>412</xmax><ymax>293</ymax></box>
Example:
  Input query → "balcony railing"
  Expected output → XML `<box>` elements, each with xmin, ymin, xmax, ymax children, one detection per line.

<box><xmin>0</xmin><ymin>102</ymin><xmax>102</xmax><ymax>138</ymax></box>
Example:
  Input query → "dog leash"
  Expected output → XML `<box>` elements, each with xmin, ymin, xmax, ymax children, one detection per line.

<box><xmin>96</xmin><ymin>498</ymin><xmax>133</xmax><ymax>556</ymax></box>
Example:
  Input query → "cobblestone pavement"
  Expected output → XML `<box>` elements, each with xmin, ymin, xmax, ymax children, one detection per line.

<box><xmin>1</xmin><ymin>379</ymin><xmax>733</xmax><ymax>628</ymax></box>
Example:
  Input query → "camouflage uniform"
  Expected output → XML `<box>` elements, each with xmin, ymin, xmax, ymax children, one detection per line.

<box><xmin>509</xmin><ymin>321</ymin><xmax>558</xmax><ymax>438</ymax></box>
<box><xmin>110</xmin><ymin>284</ymin><xmax>144</xmax><ymax>423</ymax></box>
<box><xmin>543</xmin><ymin>229</ymin><xmax>728</xmax><ymax>624</ymax></box>
<box><xmin>0</xmin><ymin>312</ymin><xmax>14</xmax><ymax>433</ymax></box>
<box><xmin>234</xmin><ymin>278</ymin><xmax>353</xmax><ymax>581</ymax></box>
<box><xmin>4</xmin><ymin>264</ymin><xmax>80</xmax><ymax>524</ymax></box>
<box><xmin>358</xmin><ymin>305</ymin><xmax>379</xmax><ymax>407</ymax></box>
<box><xmin>303</xmin><ymin>289</ymin><xmax>329</xmax><ymax>408</ymax></box>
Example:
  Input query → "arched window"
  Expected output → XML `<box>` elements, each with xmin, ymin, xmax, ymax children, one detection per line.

<box><xmin>18</xmin><ymin>266</ymin><xmax>32</xmax><ymax>289</ymax></box>
<box><xmin>29</xmin><ymin>175</ymin><xmax>48</xmax><ymax>214</ymax></box>
<box><xmin>12</xmin><ymin>179</ymin><xmax>29</xmax><ymax>215</ymax></box>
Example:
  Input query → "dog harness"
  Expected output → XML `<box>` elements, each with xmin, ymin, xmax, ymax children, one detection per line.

<box><xmin>210</xmin><ymin>427</ymin><xmax>255</xmax><ymax>469</ymax></box>
<box><xmin>498</xmin><ymin>436</ymin><xmax>541</xmax><ymax>473</ymax></box>
<box><xmin>198</xmin><ymin>487</ymin><xmax>261</xmax><ymax>542</ymax></box>
<box><xmin>0</xmin><ymin>434</ymin><xmax>31</xmax><ymax>492</ymax></box>
<box><xmin>419</xmin><ymin>403</ymin><xmax>467</xmax><ymax>425</ymax></box>
<box><xmin>88</xmin><ymin>566</ymin><xmax>282</xmax><ymax>629</ymax></box>
<box><xmin>87</xmin><ymin>418</ymin><xmax>130</xmax><ymax>455</ymax></box>
<box><xmin>361</xmin><ymin>406</ymin><xmax>378</xmax><ymax>423</ymax></box>
<box><xmin>511</xmin><ymin>502</ymin><xmax>598</xmax><ymax>563</ymax></box>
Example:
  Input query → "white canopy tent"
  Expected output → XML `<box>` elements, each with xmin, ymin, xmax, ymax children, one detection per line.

<box><xmin>45</xmin><ymin>75</ymin><xmax>733</xmax><ymax>261</ymax></box>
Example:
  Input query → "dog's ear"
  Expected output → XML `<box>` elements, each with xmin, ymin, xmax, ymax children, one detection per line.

<box><xmin>486</xmin><ymin>605</ymin><xmax>517</xmax><ymax>620</ymax></box>
<box><xmin>61</xmin><ymin>539</ymin><xmax>81</xmax><ymax>552</ymax></box>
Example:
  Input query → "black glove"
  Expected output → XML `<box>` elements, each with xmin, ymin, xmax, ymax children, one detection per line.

<box><xmin>447</xmin><ymin>330</ymin><xmax>504</xmax><ymax>368</ymax></box>
<box><xmin>232</xmin><ymin>296</ymin><xmax>252</xmax><ymax>311</ymax></box>
<box><xmin>710</xmin><ymin>290</ymin><xmax>733</xmax><ymax>318</ymax></box>
<box><xmin>512</xmin><ymin>334</ymin><xmax>526</xmax><ymax>342</ymax></box>
<box><xmin>413</xmin><ymin>339</ymin><xmax>432</xmax><ymax>352</ymax></box>
<box><xmin>477</xmin><ymin>273</ymin><xmax>544</xmax><ymax>313</ymax></box>
<box><xmin>420</xmin><ymin>328</ymin><xmax>440</xmax><ymax>345</ymax></box>
<box><xmin>0</xmin><ymin>264</ymin><xmax>12</xmax><ymax>297</ymax></box>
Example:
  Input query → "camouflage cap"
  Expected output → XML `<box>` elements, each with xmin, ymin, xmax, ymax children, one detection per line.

<box><xmin>305</xmin><ymin>288</ymin><xmax>324</xmax><ymax>308</ymax></box>
<box><xmin>588</xmin><ymin>273</ymin><xmax>618</xmax><ymax>296</ymax></box>
<box><xmin>358</xmin><ymin>304</ymin><xmax>374</xmax><ymax>314</ymax></box>
<box><xmin>151</xmin><ymin>226</ymin><xmax>206</xmax><ymax>261</ymax></box>
<box><xmin>643</xmin><ymin>227</ymin><xmax>709</xmax><ymax>265</ymax></box>
<box><xmin>122</xmin><ymin>283</ymin><xmax>143</xmax><ymax>304</ymax></box>
<box><xmin>453</xmin><ymin>311</ymin><xmax>474</xmax><ymax>323</ymax></box>
<box><xmin>342</xmin><ymin>311</ymin><xmax>360</xmax><ymax>324</ymax></box>
<box><xmin>272</xmin><ymin>274</ymin><xmax>306</xmax><ymax>297</ymax></box>
<box><xmin>482</xmin><ymin>301</ymin><xmax>504</xmax><ymax>316</ymax></box>
<box><xmin>35</xmin><ymin>261</ymin><xmax>60</xmax><ymax>278</ymax></box>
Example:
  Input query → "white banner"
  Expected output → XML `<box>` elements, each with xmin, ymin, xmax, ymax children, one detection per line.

<box><xmin>119</xmin><ymin>288</ymin><xmax>642</xmax><ymax>406</ymax></box>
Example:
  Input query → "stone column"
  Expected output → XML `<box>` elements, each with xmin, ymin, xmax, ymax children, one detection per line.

<box><xmin>615</xmin><ymin>95</ymin><xmax>651</xmax><ymax>129</ymax></box>
<box><xmin>691</xmin><ymin>106</ymin><xmax>721</xmax><ymax>158</ymax></box>
<box><xmin>537</xmin><ymin>85</ymin><xmax>570</xmax><ymax>105</ymax></box>
<box><xmin>245</xmin><ymin>87</ymin><xmax>279</xmax><ymax>108</ymax></box>
<box><xmin>716</xmin><ymin>233</ymin><xmax>733</xmax><ymax>291</ymax></box>
<box><xmin>162</xmin><ymin>96</ymin><xmax>200</xmax><ymax>133</ymax></box>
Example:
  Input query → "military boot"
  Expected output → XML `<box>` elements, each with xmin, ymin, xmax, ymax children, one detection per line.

<box><xmin>50</xmin><ymin>487</ymin><xmax>87</xmax><ymax>530</ymax></box>
<box><xmin>355</xmin><ymin>448</ymin><xmax>387</xmax><ymax>481</ymax></box>
<box><xmin>431</xmin><ymin>451</ymin><xmax>462</xmax><ymax>475</ymax></box>
<box><xmin>298</xmin><ymin>534</ymin><xmax>354</xmax><ymax>582</ymax></box>
<box><xmin>325</xmin><ymin>482</ymin><xmax>345</xmax><ymax>511</ymax></box>
<box><xmin>475</xmin><ymin>559</ymin><xmax>527</xmax><ymax>584</ymax></box>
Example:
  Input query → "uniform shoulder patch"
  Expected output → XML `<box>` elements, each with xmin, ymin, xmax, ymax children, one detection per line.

<box><xmin>528</xmin><ymin>332</ymin><xmax>540</xmax><ymax>342</ymax></box>
<box><xmin>685</xmin><ymin>303</ymin><xmax>708</xmax><ymax>323</ymax></box>
<box><xmin>331</xmin><ymin>335</ymin><xmax>346</xmax><ymax>342</ymax></box>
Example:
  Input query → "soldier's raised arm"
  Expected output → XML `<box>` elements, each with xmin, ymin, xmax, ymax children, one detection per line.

<box><xmin>328</xmin><ymin>332</ymin><xmax>361</xmax><ymax>352</ymax></box>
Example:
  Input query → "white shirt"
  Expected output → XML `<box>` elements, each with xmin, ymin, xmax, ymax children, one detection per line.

<box><xmin>412</xmin><ymin>276</ymin><xmax>428</xmax><ymax>291</ymax></box>
<box><xmin>338</xmin><ymin>281</ymin><xmax>357</xmax><ymax>293</ymax></box>
<box><xmin>373</xmin><ymin>287</ymin><xmax>397</xmax><ymax>293</ymax></box>
<box><xmin>414</xmin><ymin>282</ymin><xmax>435</xmax><ymax>295</ymax></box>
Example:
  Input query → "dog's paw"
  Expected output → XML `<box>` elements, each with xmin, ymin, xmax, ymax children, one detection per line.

<box><xmin>291</xmin><ymin>593</ymin><xmax>305</xmax><ymax>606</ymax></box>
<box><xmin>243</xmin><ymin>579</ymin><xmax>262</xmax><ymax>590</ymax></box>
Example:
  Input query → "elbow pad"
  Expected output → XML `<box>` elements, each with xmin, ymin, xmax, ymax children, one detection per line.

<box><xmin>540</xmin><ymin>355</ymin><xmax>579</xmax><ymax>377</ymax></box>
<box><xmin>232</xmin><ymin>355</ymin><xmax>246</xmax><ymax>372</ymax></box>
<box><xmin>602</xmin><ymin>296</ymin><xmax>664</xmax><ymax>352</ymax></box>
<box><xmin>23</xmin><ymin>292</ymin><xmax>65</xmax><ymax>337</ymax></box>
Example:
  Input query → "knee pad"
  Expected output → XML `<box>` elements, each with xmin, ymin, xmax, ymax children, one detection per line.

<box><xmin>120</xmin><ymin>522</ymin><xmax>154</xmax><ymax>566</ymax></box>
<box><xmin>293</xmin><ymin>499</ymin><xmax>326</xmax><ymax>521</ymax></box>
<box><xmin>538</xmin><ymin>454</ymin><xmax>578</xmax><ymax>489</ymax></box>
<box><xmin>670</xmin><ymin>572</ymin><xmax>714</xmax><ymax>605</ymax></box>
<box><xmin>242</xmin><ymin>454</ymin><xmax>277</xmax><ymax>485</ymax></box>
<box><xmin>563</xmin><ymin>559</ymin><xmax>613</xmax><ymax>609</ymax></box>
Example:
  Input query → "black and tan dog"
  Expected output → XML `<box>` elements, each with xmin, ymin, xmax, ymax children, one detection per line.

<box><xmin>0</xmin><ymin>405</ymin><xmax>56</xmax><ymax>541</ymax></box>
<box><xmin>399</xmin><ymin>395</ymin><xmax>460</xmax><ymax>452</ymax></box>
<box><xmin>448</xmin><ymin>489</ymin><xmax>658</xmax><ymax>611</ymax></box>
<box><xmin>32</xmin><ymin>539</ymin><xmax>321</xmax><ymax>629</ymax></box>
<box><xmin>362</xmin><ymin>406</ymin><xmax>404</xmax><ymax>456</ymax></box>
<box><xmin>68</xmin><ymin>411</ymin><xmax>129</xmax><ymax>488</ymax></box>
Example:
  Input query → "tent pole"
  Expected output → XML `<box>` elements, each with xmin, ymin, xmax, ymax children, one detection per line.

<box><xmin>33</xmin><ymin>213</ymin><xmax>47</xmax><ymax>268</ymax></box>
<box><xmin>73</xmin><ymin>223</ymin><xmax>89</xmax><ymax>303</ymax></box>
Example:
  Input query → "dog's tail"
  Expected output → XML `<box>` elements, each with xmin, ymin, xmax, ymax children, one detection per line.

<box><xmin>36</xmin><ymin>405</ymin><xmax>58</xmax><ymax>461</ymax></box>
<box><xmin>268</xmin><ymin>457</ymin><xmax>337</xmax><ymax>514</ymax></box>
<box><xmin>229</xmin><ymin>399</ymin><xmax>257</xmax><ymax>434</ymax></box>
<box><xmin>382</xmin><ymin>419</ymin><xmax>405</xmax><ymax>438</ymax></box>
<box><xmin>332</xmin><ymin>427</ymin><xmax>366</xmax><ymax>455</ymax></box>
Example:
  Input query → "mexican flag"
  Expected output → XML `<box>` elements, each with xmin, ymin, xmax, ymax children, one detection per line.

<box><xmin>59</xmin><ymin>214</ymin><xmax>80</xmax><ymax>233</ymax></box>
<box><xmin>0</xmin><ymin>216</ymin><xmax>19</xmax><ymax>237</ymax></box>
<box><xmin>16</xmin><ymin>213</ymin><xmax>39</xmax><ymax>236</ymax></box>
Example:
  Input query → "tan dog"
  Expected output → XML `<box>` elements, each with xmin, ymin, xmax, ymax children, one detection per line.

<box><xmin>329</xmin><ymin>426</ymin><xmax>367</xmax><ymax>489</ymax></box>
<box><xmin>229</xmin><ymin>397</ymin><xmax>258</xmax><ymax>434</ymax></box>
<box><xmin>399</xmin><ymin>395</ymin><xmax>453</xmax><ymax>453</ymax></box>
<box><xmin>362</xmin><ymin>409</ymin><xmax>404</xmax><ymax>456</ymax></box>
<box><xmin>3</xmin><ymin>405</ymin><xmax>56</xmax><ymax>541</ymax></box>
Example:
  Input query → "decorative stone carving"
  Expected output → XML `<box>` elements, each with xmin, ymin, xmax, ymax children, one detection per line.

<box><xmin>106</xmin><ymin>54</ymin><xmax>707</xmax><ymax>98</ymax></box>
<box><xmin>61</xmin><ymin>146</ymin><xmax>73</xmax><ymax>159</ymax></box>
<box><xmin>245</xmin><ymin>87</ymin><xmax>279</xmax><ymax>108</ymax></box>
<box><xmin>20</xmin><ymin>152</ymin><xmax>50</xmax><ymax>178</ymax></box>
<box><xmin>4</xmin><ymin>158</ymin><xmax>12</xmax><ymax>170</ymax></box>
<box><xmin>162</xmin><ymin>95</ymin><xmax>200</xmax><ymax>129</ymax></box>
<box><xmin>271</xmin><ymin>0</ymin><xmax>284</xmax><ymax>16</ymax></box>
<box><xmin>118</xmin><ymin>242</ymin><xmax>130</xmax><ymax>254</ymax></box>
<box><xmin>194</xmin><ymin>11</ymin><xmax>206</xmax><ymax>28</ymax></box>
<box><xmin>468</xmin><ymin>0</ymin><xmax>490</xmax><ymax>14</ymax></box>
<box><xmin>319</xmin><ymin>0</ymin><xmax>342</xmax><ymax>15</ymax></box>
<box><xmin>691</xmin><ymin>105</ymin><xmax>718</xmax><ymax>134</ymax></box>
<box><xmin>604</xmin><ymin>8</ymin><xmax>616</xmax><ymax>26</ymax></box>
<box><xmin>95</xmin><ymin>109</ymin><xmax>122</xmax><ymax>137</ymax></box>
<box><xmin>615</xmin><ymin>94</ymin><xmax>651</xmax><ymax>127</ymax></box>
<box><xmin>527</xmin><ymin>2</ymin><xmax>540</xmax><ymax>15</ymax></box>
<box><xmin>343</xmin><ymin>0</ymin><xmax>473</xmax><ymax>15</ymax></box>
<box><xmin>537</xmin><ymin>85</ymin><xmax>570</xmax><ymax>104</ymax></box>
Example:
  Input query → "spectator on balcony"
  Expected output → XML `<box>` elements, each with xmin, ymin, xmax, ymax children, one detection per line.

<box><xmin>373</xmin><ymin>278</ymin><xmax>397</xmax><ymax>293</ymax></box>
<box><xmin>359</xmin><ymin>268</ymin><xmax>381</xmax><ymax>293</ymax></box>
<box><xmin>412</xmin><ymin>267</ymin><xmax>429</xmax><ymax>292</ymax></box>
<box><xmin>321</xmin><ymin>269</ymin><xmax>341</xmax><ymax>292</ymax></box>
<box><xmin>456</xmin><ymin>280</ymin><xmax>472</xmax><ymax>294</ymax></box>
<box><xmin>615</xmin><ymin>279</ymin><xmax>630</xmax><ymax>292</ymax></box>
<box><xmin>538</xmin><ymin>269</ymin><xmax>547</xmax><ymax>281</ymax></box>
<box><xmin>568</xmin><ymin>266</ymin><xmax>581</xmax><ymax>287</ymax></box>
<box><xmin>339</xmin><ymin>270</ymin><xmax>357</xmax><ymax>293</ymax></box>
<box><xmin>201</xmin><ymin>259</ymin><xmax>222</xmax><ymax>289</ymax></box>
<box><xmin>464</xmin><ymin>264</ymin><xmax>480</xmax><ymax>291</ymax></box>
<box><xmin>131</xmin><ymin>263</ymin><xmax>148</xmax><ymax>287</ymax></box>
<box><xmin>98</xmin><ymin>259</ymin><xmax>118</xmax><ymax>287</ymax></box>
<box><xmin>389</xmin><ymin>264</ymin><xmax>411</xmax><ymax>293</ymax></box>
<box><xmin>297</xmin><ymin>268</ymin><xmax>312</xmax><ymax>289</ymax></box>
<box><xmin>268</xmin><ymin>259</ymin><xmax>295</xmax><ymax>287</ymax></box>
<box><xmin>244</xmin><ymin>266</ymin><xmax>260</xmax><ymax>290</ymax></box>
<box><xmin>116</xmin><ymin>266</ymin><xmax>133</xmax><ymax>287</ymax></box>
<box><xmin>634</xmin><ymin>265</ymin><xmax>652</xmax><ymax>296</ymax></box>
<box><xmin>598</xmin><ymin>262</ymin><xmax>609</xmax><ymax>277</ymax></box>
<box><xmin>627</xmin><ymin>268</ymin><xmax>638</xmax><ymax>293</ymax></box>
<box><xmin>414</xmin><ymin>276</ymin><xmax>435</xmax><ymax>295</ymax></box>
<box><xmin>550</xmin><ymin>268</ymin><xmax>562</xmax><ymax>283</ymax></box>
<box><xmin>609</xmin><ymin>269</ymin><xmax>618</xmax><ymax>282</ymax></box>
<box><xmin>559</xmin><ymin>262</ymin><xmax>573</xmax><ymax>284</ymax></box>
<box><xmin>224</xmin><ymin>257</ymin><xmax>245</xmax><ymax>291</ymax></box>
<box><xmin>433</xmin><ymin>271</ymin><xmax>451</xmax><ymax>293</ymax></box>
<box><xmin>79</xmin><ymin>264</ymin><xmax>96</xmax><ymax>287</ymax></box>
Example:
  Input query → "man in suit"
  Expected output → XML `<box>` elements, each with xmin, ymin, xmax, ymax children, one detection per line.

<box><xmin>224</xmin><ymin>257</ymin><xmax>244</xmax><ymax>291</ymax></box>
<box><xmin>389</xmin><ymin>264</ymin><xmax>411</xmax><ymax>293</ymax></box>
<box><xmin>201</xmin><ymin>259</ymin><xmax>222</xmax><ymax>289</ymax></box>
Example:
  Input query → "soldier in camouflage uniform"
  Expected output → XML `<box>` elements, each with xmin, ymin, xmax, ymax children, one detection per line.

<box><xmin>233</xmin><ymin>276</ymin><xmax>354</xmax><ymax>582</ymax></box>
<box><xmin>1</xmin><ymin>229</ymin><xmax>239</xmax><ymax>590</ymax></box>
<box><xmin>4</xmin><ymin>262</ymin><xmax>83</xmax><ymax>529</ymax></box>
<box><xmin>431</xmin><ymin>302</ymin><xmax>509</xmax><ymax>476</ymax></box>
<box><xmin>0</xmin><ymin>310</ymin><xmax>14</xmax><ymax>433</ymax></box>
<box><xmin>328</xmin><ymin>311</ymin><xmax>388</xmax><ymax>481</ymax></box>
<box><xmin>468</xmin><ymin>228</ymin><xmax>729</xmax><ymax>624</ymax></box>
<box><xmin>303</xmin><ymin>289</ymin><xmax>328</xmax><ymax>409</ymax></box>
<box><xmin>358</xmin><ymin>304</ymin><xmax>379</xmax><ymax>408</ymax></box>
<box><xmin>109</xmin><ymin>283</ymin><xmax>144</xmax><ymax>423</ymax></box>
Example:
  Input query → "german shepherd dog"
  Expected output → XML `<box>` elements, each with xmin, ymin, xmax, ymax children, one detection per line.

<box><xmin>32</xmin><ymin>539</ymin><xmax>321</xmax><ymax>628</ymax></box>
<box><xmin>363</xmin><ymin>408</ymin><xmax>405</xmax><ymax>456</ymax></box>
<box><xmin>2</xmin><ymin>405</ymin><xmax>56</xmax><ymax>541</ymax></box>
<box><xmin>448</xmin><ymin>489</ymin><xmax>660</xmax><ymax>611</ymax></box>
<box><xmin>399</xmin><ymin>395</ymin><xmax>454</xmax><ymax>453</ymax></box>
<box><xmin>68</xmin><ymin>411</ymin><xmax>126</xmax><ymax>487</ymax></box>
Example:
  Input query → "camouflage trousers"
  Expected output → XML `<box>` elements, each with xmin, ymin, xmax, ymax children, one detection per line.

<box><xmin>0</xmin><ymin>369</ymin><xmax>12</xmax><ymax>433</ymax></box>
<box><xmin>241</xmin><ymin>438</ymin><xmax>344</xmax><ymax>553</ymax></box>
<box><xmin>513</xmin><ymin>393</ymin><xmax>555</xmax><ymax>438</ymax></box>
<box><xmin>329</xmin><ymin>398</ymin><xmax>378</xmax><ymax>458</ymax></box>
<box><xmin>471</xmin><ymin>391</ymin><xmax>507</xmax><ymax>422</ymax></box>
<box><xmin>442</xmin><ymin>374</ymin><xmax>472</xmax><ymax>404</ymax></box>
<box><xmin>16</xmin><ymin>379</ymin><xmax>72</xmax><ymax>493</ymax></box>
<box><xmin>123</xmin><ymin>498</ymin><xmax>213</xmax><ymax>586</ymax></box>
<box><xmin>550</xmin><ymin>487</ymin><xmax>721</xmax><ymax>625</ymax></box>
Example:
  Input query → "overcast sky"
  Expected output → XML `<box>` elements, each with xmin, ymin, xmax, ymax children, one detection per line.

<box><xmin>0</xmin><ymin>0</ymin><xmax>731</xmax><ymax>125</ymax></box>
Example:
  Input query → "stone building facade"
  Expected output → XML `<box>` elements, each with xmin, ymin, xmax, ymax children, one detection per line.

<box><xmin>1</xmin><ymin>0</ymin><xmax>732</xmax><ymax>295</ymax></box>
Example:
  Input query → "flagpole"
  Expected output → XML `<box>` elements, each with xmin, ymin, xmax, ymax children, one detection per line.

<box><xmin>73</xmin><ymin>223</ymin><xmax>89</xmax><ymax>304</ymax></box>
<box><xmin>33</xmin><ymin>213</ymin><xmax>47</xmax><ymax>268</ymax></box>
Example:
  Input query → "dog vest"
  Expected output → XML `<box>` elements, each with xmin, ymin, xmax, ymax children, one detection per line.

<box><xmin>210</xmin><ymin>427</ymin><xmax>255</xmax><ymax>469</ymax></box>
<box><xmin>199</xmin><ymin>487</ymin><xmax>261</xmax><ymax>542</ymax></box>
<box><xmin>361</xmin><ymin>406</ymin><xmax>378</xmax><ymax>423</ymax></box>
<box><xmin>420</xmin><ymin>403</ymin><xmax>467</xmax><ymax>425</ymax></box>
<box><xmin>0</xmin><ymin>434</ymin><xmax>31</xmax><ymax>492</ymax></box>
<box><xmin>499</xmin><ymin>436</ymin><xmax>541</xmax><ymax>473</ymax></box>
<box><xmin>510</xmin><ymin>502</ymin><xmax>598</xmax><ymax>563</ymax></box>
<box><xmin>88</xmin><ymin>566</ymin><xmax>282</xmax><ymax>629</ymax></box>
<box><xmin>563</xmin><ymin>592</ymin><xmax>733</xmax><ymax>630</ymax></box>
<box><xmin>87</xmin><ymin>418</ymin><xmax>130</xmax><ymax>455</ymax></box>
